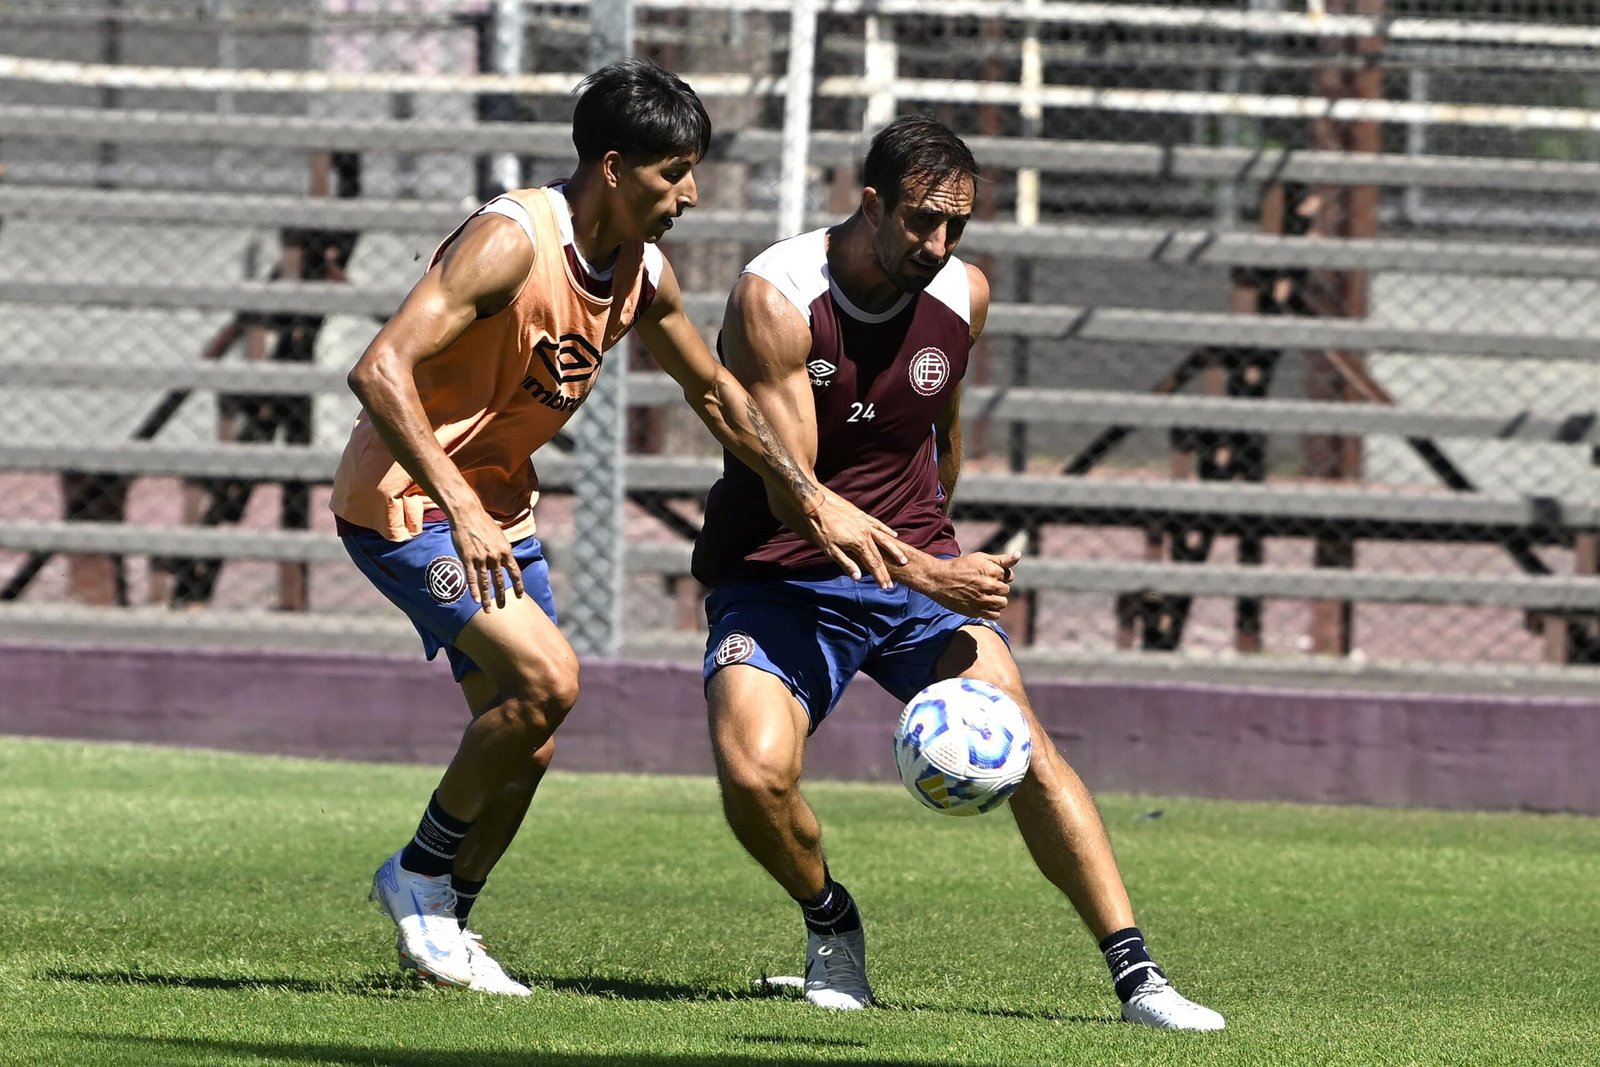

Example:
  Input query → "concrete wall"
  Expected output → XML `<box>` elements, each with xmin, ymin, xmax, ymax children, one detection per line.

<box><xmin>2</xmin><ymin>642</ymin><xmax>1597</xmax><ymax>815</ymax></box>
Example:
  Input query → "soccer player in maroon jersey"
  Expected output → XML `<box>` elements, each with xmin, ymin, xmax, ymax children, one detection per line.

<box><xmin>692</xmin><ymin>116</ymin><xmax>1225</xmax><ymax>1029</ymax></box>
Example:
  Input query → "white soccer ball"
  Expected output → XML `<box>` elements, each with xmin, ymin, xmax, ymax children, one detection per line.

<box><xmin>893</xmin><ymin>678</ymin><xmax>1032</xmax><ymax>816</ymax></box>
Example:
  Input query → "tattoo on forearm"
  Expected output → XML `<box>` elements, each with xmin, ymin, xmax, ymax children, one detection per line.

<box><xmin>746</xmin><ymin>396</ymin><xmax>817</xmax><ymax>502</ymax></box>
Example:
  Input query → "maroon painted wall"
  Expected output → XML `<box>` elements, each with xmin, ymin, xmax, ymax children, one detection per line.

<box><xmin>2</xmin><ymin>642</ymin><xmax>1596</xmax><ymax>814</ymax></box>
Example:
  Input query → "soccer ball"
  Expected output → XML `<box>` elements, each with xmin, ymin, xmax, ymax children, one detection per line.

<box><xmin>893</xmin><ymin>678</ymin><xmax>1032</xmax><ymax>816</ymax></box>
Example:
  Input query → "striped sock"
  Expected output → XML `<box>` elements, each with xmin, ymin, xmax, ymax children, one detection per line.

<box><xmin>796</xmin><ymin>872</ymin><xmax>861</xmax><ymax>936</ymax></box>
<box><xmin>1100</xmin><ymin>927</ymin><xmax>1166</xmax><ymax>1002</ymax></box>
<box><xmin>398</xmin><ymin>792</ymin><xmax>473</xmax><ymax>878</ymax></box>
<box><xmin>453</xmin><ymin>876</ymin><xmax>487</xmax><ymax>929</ymax></box>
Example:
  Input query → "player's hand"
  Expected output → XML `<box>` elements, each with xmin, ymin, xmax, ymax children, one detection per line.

<box><xmin>448</xmin><ymin>502</ymin><xmax>525</xmax><ymax>612</ymax></box>
<box><xmin>785</xmin><ymin>486</ymin><xmax>909</xmax><ymax>589</ymax></box>
<box><xmin>926</xmin><ymin>551</ymin><xmax>1021</xmax><ymax>620</ymax></box>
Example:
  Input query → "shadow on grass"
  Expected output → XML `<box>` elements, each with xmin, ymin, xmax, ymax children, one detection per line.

<box><xmin>60</xmin><ymin>1035</ymin><xmax>929</xmax><ymax>1067</ymax></box>
<box><xmin>42</xmin><ymin>968</ymin><xmax>421</xmax><ymax>998</ymax></box>
<box><xmin>44</xmin><ymin>967</ymin><xmax>779</xmax><ymax>1004</ymax></box>
<box><xmin>883</xmin><ymin>997</ymin><xmax>1119</xmax><ymax>1026</ymax></box>
<box><xmin>539</xmin><ymin>973</ymin><xmax>774</xmax><ymax>1003</ymax></box>
<box><xmin>44</xmin><ymin>967</ymin><xmax>1119</xmax><ymax>1026</ymax></box>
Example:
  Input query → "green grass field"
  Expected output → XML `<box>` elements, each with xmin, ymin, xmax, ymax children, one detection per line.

<box><xmin>2</xmin><ymin>736</ymin><xmax>1596</xmax><ymax>1067</ymax></box>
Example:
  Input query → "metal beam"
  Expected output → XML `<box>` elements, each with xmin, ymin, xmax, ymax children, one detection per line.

<box><xmin>5</xmin><ymin>105</ymin><xmax>1599</xmax><ymax>192</ymax></box>
<box><xmin>13</xmin><ymin>363</ymin><xmax>1600</xmax><ymax>446</ymax></box>
<box><xmin>8</xmin><ymin>189</ymin><xmax>1597</xmax><ymax>278</ymax></box>
<box><xmin>1022</xmin><ymin>558</ymin><xmax>1600</xmax><ymax>610</ymax></box>
<box><xmin>6</xmin><ymin>281</ymin><xmax>1595</xmax><ymax>360</ymax></box>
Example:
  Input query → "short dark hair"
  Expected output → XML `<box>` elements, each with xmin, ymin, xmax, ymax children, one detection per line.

<box><xmin>861</xmin><ymin>115</ymin><xmax>979</xmax><ymax>213</ymax></box>
<box><xmin>571</xmin><ymin>59</ymin><xmax>712</xmax><ymax>164</ymax></box>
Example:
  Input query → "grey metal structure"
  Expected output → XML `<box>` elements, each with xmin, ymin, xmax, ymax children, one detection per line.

<box><xmin>6</xmin><ymin>0</ymin><xmax>1600</xmax><ymax>679</ymax></box>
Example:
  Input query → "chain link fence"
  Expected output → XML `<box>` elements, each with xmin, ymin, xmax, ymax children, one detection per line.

<box><xmin>4</xmin><ymin>0</ymin><xmax>1600</xmax><ymax>677</ymax></box>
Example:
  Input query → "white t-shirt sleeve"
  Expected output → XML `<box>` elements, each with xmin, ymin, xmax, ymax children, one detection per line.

<box><xmin>480</xmin><ymin>197</ymin><xmax>537</xmax><ymax>250</ymax></box>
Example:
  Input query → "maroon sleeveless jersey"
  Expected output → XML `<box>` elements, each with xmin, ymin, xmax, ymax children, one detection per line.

<box><xmin>692</xmin><ymin>228</ymin><xmax>970</xmax><ymax>585</ymax></box>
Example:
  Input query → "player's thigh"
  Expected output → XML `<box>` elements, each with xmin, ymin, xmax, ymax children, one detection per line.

<box><xmin>932</xmin><ymin>624</ymin><xmax>1024</xmax><ymax>699</ymax></box>
<box><xmin>703</xmin><ymin>577</ymin><xmax>867</xmax><ymax>732</ymax></box>
<box><xmin>452</xmin><ymin>594</ymin><xmax>580</xmax><ymax>711</ymax></box>
<box><xmin>707</xmin><ymin>664</ymin><xmax>811</xmax><ymax>791</ymax></box>
<box><xmin>931</xmin><ymin>624</ymin><xmax>1068</xmax><ymax>778</ymax></box>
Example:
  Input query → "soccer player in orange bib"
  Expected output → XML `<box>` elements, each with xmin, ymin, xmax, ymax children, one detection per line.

<box><xmin>332</xmin><ymin>60</ymin><xmax>906</xmax><ymax>995</ymax></box>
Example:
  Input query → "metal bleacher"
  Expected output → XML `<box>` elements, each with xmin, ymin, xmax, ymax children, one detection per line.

<box><xmin>7</xmin><ymin>62</ymin><xmax>1600</xmax><ymax>673</ymax></box>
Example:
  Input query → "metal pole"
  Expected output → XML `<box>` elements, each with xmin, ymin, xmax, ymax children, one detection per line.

<box><xmin>488</xmin><ymin>0</ymin><xmax>525</xmax><ymax>195</ymax></box>
<box><xmin>778</xmin><ymin>0</ymin><xmax>819</xmax><ymax>239</ymax></box>
<box><xmin>1009</xmin><ymin>1</ymin><xmax>1042</xmax><ymax>476</ymax></box>
<box><xmin>568</xmin><ymin>0</ymin><xmax>635</xmax><ymax>657</ymax></box>
<box><xmin>862</xmin><ymin>14</ymin><xmax>896</xmax><ymax>132</ymax></box>
<box><xmin>590</xmin><ymin>0</ymin><xmax>635</xmax><ymax>68</ymax></box>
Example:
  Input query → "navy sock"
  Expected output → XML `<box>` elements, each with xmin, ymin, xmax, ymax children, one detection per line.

<box><xmin>1099</xmin><ymin>927</ymin><xmax>1166</xmax><ymax>1002</ymax></box>
<box><xmin>398</xmin><ymin>792</ymin><xmax>473</xmax><ymax>878</ymax></box>
<box><xmin>453</xmin><ymin>876</ymin><xmax>487</xmax><ymax>930</ymax></box>
<box><xmin>796</xmin><ymin>872</ymin><xmax>861</xmax><ymax>936</ymax></box>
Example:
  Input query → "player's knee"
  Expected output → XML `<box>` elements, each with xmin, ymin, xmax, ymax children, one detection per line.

<box><xmin>717</xmin><ymin>741</ymin><xmax>802</xmax><ymax>806</ymax></box>
<box><xmin>493</xmin><ymin>677</ymin><xmax>577</xmax><ymax>743</ymax></box>
<box><xmin>1020</xmin><ymin>731</ymin><xmax>1070</xmax><ymax>788</ymax></box>
<box><xmin>505</xmin><ymin>659</ymin><xmax>580</xmax><ymax>720</ymax></box>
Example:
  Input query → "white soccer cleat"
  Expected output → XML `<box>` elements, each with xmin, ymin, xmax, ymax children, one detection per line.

<box><xmin>801</xmin><ymin>928</ymin><xmax>874</xmax><ymax>1010</ymax></box>
<box><xmin>1119</xmin><ymin>973</ymin><xmax>1226</xmax><ymax>1031</ymax></box>
<box><xmin>368</xmin><ymin>850</ymin><xmax>472</xmax><ymax>988</ymax></box>
<box><xmin>461</xmin><ymin>930</ymin><xmax>531</xmax><ymax>996</ymax></box>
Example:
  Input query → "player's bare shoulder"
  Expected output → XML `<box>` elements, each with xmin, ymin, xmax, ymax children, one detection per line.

<box><xmin>724</xmin><ymin>271</ymin><xmax>812</xmax><ymax>374</ymax></box>
<box><xmin>432</xmin><ymin>212</ymin><xmax>536</xmax><ymax>319</ymax></box>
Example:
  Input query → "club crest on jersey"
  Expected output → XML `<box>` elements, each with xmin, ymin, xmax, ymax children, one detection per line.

<box><xmin>713</xmin><ymin>630</ymin><xmax>756</xmax><ymax>667</ymax></box>
<box><xmin>909</xmin><ymin>347</ymin><xmax>950</xmax><ymax>396</ymax></box>
<box><xmin>807</xmin><ymin>358</ymin><xmax>837</xmax><ymax>387</ymax></box>
<box><xmin>425</xmin><ymin>556</ymin><xmax>468</xmax><ymax>604</ymax></box>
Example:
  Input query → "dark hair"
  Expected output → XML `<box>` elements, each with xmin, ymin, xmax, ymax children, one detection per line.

<box><xmin>861</xmin><ymin>115</ymin><xmax>979</xmax><ymax>212</ymax></box>
<box><xmin>571</xmin><ymin>59</ymin><xmax>712</xmax><ymax>164</ymax></box>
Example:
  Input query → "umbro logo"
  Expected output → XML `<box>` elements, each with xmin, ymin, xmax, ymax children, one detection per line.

<box><xmin>537</xmin><ymin>332</ymin><xmax>602</xmax><ymax>385</ymax></box>
<box><xmin>807</xmin><ymin>358</ymin><xmax>836</xmax><ymax>387</ymax></box>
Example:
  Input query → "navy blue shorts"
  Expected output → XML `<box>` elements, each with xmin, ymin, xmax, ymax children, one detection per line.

<box><xmin>341</xmin><ymin>520</ymin><xmax>557</xmax><ymax>682</ymax></box>
<box><xmin>702</xmin><ymin>569</ymin><xmax>1008</xmax><ymax>732</ymax></box>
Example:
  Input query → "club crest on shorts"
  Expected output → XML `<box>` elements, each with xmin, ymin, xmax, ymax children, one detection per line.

<box><xmin>713</xmin><ymin>630</ymin><xmax>756</xmax><ymax>667</ymax></box>
<box><xmin>425</xmin><ymin>556</ymin><xmax>468</xmax><ymax>604</ymax></box>
<box><xmin>909</xmin><ymin>347</ymin><xmax>949</xmax><ymax>396</ymax></box>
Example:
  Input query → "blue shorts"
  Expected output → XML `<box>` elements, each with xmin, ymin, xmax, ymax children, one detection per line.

<box><xmin>702</xmin><ymin>569</ymin><xmax>1009</xmax><ymax>732</ymax></box>
<box><xmin>341</xmin><ymin>520</ymin><xmax>557</xmax><ymax>682</ymax></box>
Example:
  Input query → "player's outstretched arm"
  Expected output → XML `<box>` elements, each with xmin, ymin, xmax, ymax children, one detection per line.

<box><xmin>345</xmin><ymin>213</ymin><xmax>532</xmax><ymax>610</ymax></box>
<box><xmin>634</xmin><ymin>263</ymin><xmax>909</xmax><ymax>587</ymax></box>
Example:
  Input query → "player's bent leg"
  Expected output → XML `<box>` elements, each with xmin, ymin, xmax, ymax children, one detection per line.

<box><xmin>933</xmin><ymin>625</ymin><xmax>1224</xmax><ymax>1030</ymax></box>
<box><xmin>709</xmin><ymin>666</ymin><xmax>873</xmax><ymax>1010</ymax></box>
<box><xmin>708</xmin><ymin>665</ymin><xmax>822</xmax><ymax>898</ymax></box>
<box><xmin>349</xmin><ymin>529</ymin><xmax>565</xmax><ymax>991</ymax></box>
<box><xmin>453</xmin><ymin>667</ymin><xmax>557</xmax><ymax>884</ymax></box>
<box><xmin>453</xmin><ymin>735</ymin><xmax>554</xmax><ymax>882</ymax></box>
<box><xmin>392</xmin><ymin>673</ymin><xmax>546</xmax><ymax>995</ymax></box>
<box><xmin>436</xmin><ymin>595</ymin><xmax>579</xmax><ymax>824</ymax></box>
<box><xmin>933</xmin><ymin>625</ymin><xmax>1133</xmax><ymax>937</ymax></box>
